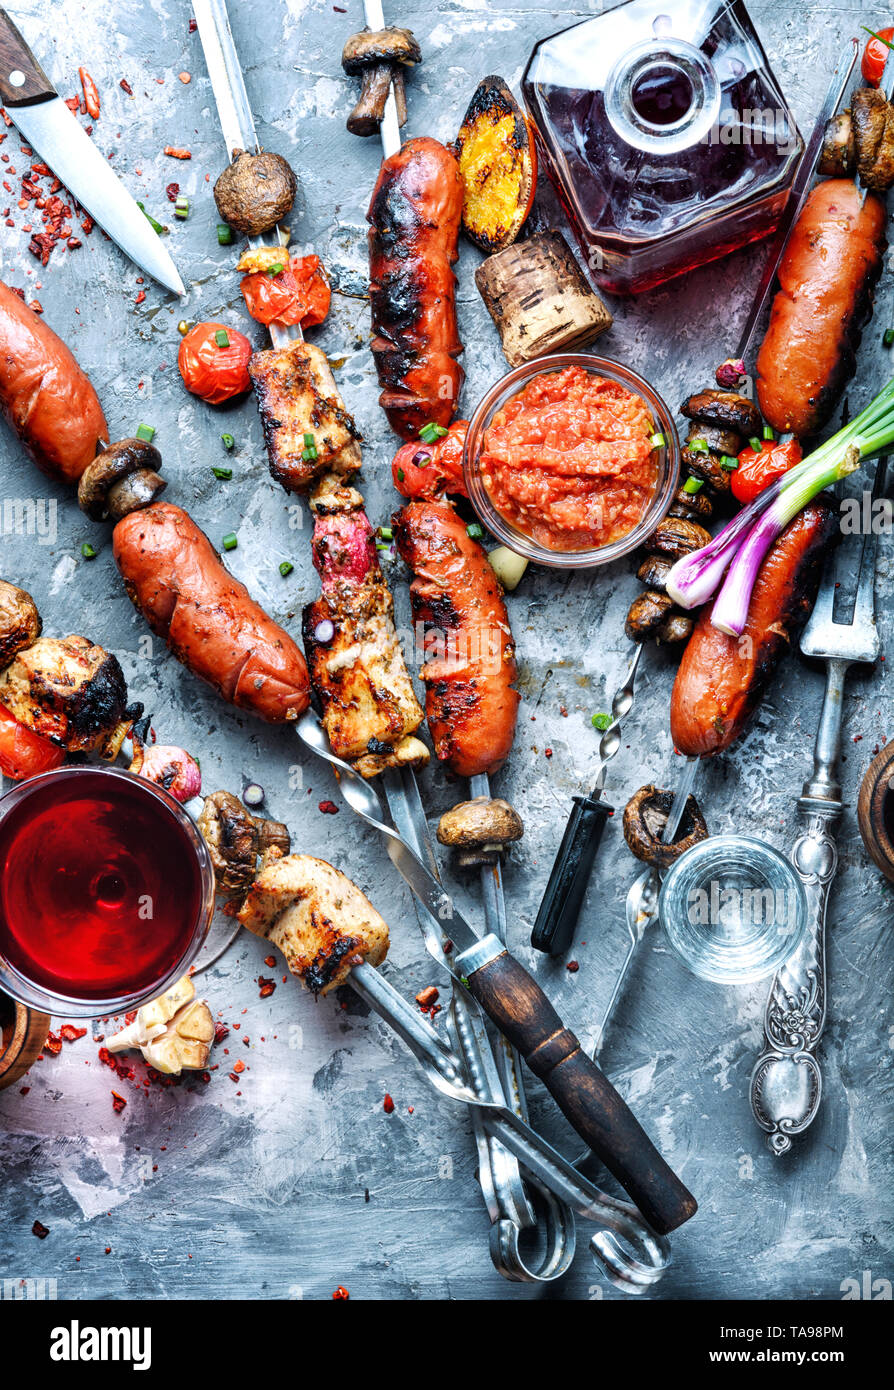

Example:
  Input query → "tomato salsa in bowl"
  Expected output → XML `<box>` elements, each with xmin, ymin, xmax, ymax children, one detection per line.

<box><xmin>463</xmin><ymin>355</ymin><xmax>679</xmax><ymax>568</ymax></box>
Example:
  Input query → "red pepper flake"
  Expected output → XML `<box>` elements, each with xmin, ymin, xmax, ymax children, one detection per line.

<box><xmin>59</xmin><ymin>1024</ymin><xmax>87</xmax><ymax>1042</ymax></box>
<box><xmin>44</xmin><ymin>1030</ymin><xmax>63</xmax><ymax>1055</ymax></box>
<box><xmin>119</xmin><ymin>79</ymin><xmax>134</xmax><ymax>96</ymax></box>
<box><xmin>189</xmin><ymin>17</ymin><xmax>198</xmax><ymax>31</ymax></box>
<box><xmin>566</xmin><ymin>960</ymin><xmax>580</xmax><ymax>973</ymax></box>
<box><xmin>163</xmin><ymin>146</ymin><xmax>192</xmax><ymax>159</ymax></box>
<box><xmin>165</xmin><ymin>181</ymin><xmax>180</xmax><ymax>202</ymax></box>
<box><xmin>19</xmin><ymin>1086</ymin><xmax>29</xmax><ymax>1095</ymax></box>
<box><xmin>228</xmin><ymin>1071</ymin><xmax>240</xmax><ymax>1082</ymax></box>
<box><xmin>232</xmin><ymin>1059</ymin><xmax>245</xmax><ymax>1074</ymax></box>
<box><xmin>78</xmin><ymin>69</ymin><xmax>101</xmax><ymax>121</ymax></box>
<box><xmin>178</xmin><ymin>72</ymin><xmax>192</xmax><ymax>84</ymax></box>
<box><xmin>258</xmin><ymin>976</ymin><xmax>276</xmax><ymax>998</ymax></box>
<box><xmin>111</xmin><ymin>1091</ymin><xmax>127</xmax><ymax>1113</ymax></box>
<box><xmin>318</xmin><ymin>800</ymin><xmax>339</xmax><ymax>815</ymax></box>
<box><xmin>32</xmin><ymin>1220</ymin><xmax>49</xmax><ymax>1239</ymax></box>
<box><xmin>545</xmin><ymin>747</ymin><xmax>553</xmax><ymax>758</ymax></box>
<box><xmin>383</xmin><ymin>1093</ymin><xmax>395</xmax><ymax>1114</ymax></box>
<box><xmin>415</xmin><ymin>986</ymin><xmax>440</xmax><ymax>1010</ymax></box>
<box><xmin>264</xmin><ymin>955</ymin><xmax>276</xmax><ymax>968</ymax></box>
<box><xmin>67</xmin><ymin>237</ymin><xmax>82</xmax><ymax>249</ymax></box>
<box><xmin>105</xmin><ymin>1246</ymin><xmax>112</xmax><ymax>1254</ymax></box>
<box><xmin>332</xmin><ymin>1285</ymin><xmax>350</xmax><ymax>1299</ymax></box>
<box><xmin>134</xmin><ymin>290</ymin><xmax>146</xmax><ymax>305</ymax></box>
<box><xmin>1</xmin><ymin>108</ymin><xmax>11</xmax><ymax>126</ymax></box>
<box><xmin>213</xmin><ymin>1022</ymin><xmax>229</xmax><ymax>1044</ymax></box>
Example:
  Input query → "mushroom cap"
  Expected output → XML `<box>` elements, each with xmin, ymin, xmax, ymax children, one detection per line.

<box><xmin>342</xmin><ymin>27</ymin><xmax>422</xmax><ymax>73</ymax></box>
<box><xmin>198</xmin><ymin>789</ymin><xmax>259</xmax><ymax>895</ymax></box>
<box><xmin>77</xmin><ymin>438</ymin><xmax>163</xmax><ymax>521</ymax></box>
<box><xmin>436</xmin><ymin>796</ymin><xmax>523</xmax><ymax>849</ymax></box>
<box><xmin>213</xmin><ymin>150</ymin><xmax>297</xmax><ymax>237</ymax></box>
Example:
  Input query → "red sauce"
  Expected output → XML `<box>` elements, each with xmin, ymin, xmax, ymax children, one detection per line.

<box><xmin>480</xmin><ymin>366</ymin><xmax>659</xmax><ymax>552</ymax></box>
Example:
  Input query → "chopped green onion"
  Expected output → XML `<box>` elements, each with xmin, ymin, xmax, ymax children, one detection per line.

<box><xmin>136</xmin><ymin>201</ymin><xmax>166</xmax><ymax>235</ymax></box>
<box><xmin>376</xmin><ymin>541</ymin><xmax>391</xmax><ymax>551</ymax></box>
<box><xmin>222</xmin><ymin>532</ymin><xmax>238</xmax><ymax>551</ymax></box>
<box><xmin>682</xmin><ymin>476</ymin><xmax>704</xmax><ymax>494</ymax></box>
<box><xmin>212</xmin><ymin>466</ymin><xmax>232</xmax><ymax>480</ymax></box>
<box><xmin>466</xmin><ymin>522</ymin><xmax>484</xmax><ymax>540</ymax></box>
<box><xmin>301</xmin><ymin>446</ymin><xmax>319</xmax><ymax>462</ymax></box>
<box><xmin>215</xmin><ymin>329</ymin><xmax>230</xmax><ymax>348</ymax></box>
<box><xmin>687</xmin><ymin>437</ymin><xmax>708</xmax><ymax>453</ymax></box>
<box><xmin>419</xmin><ymin>422</ymin><xmax>448</xmax><ymax>444</ymax></box>
<box><xmin>174</xmin><ymin>196</ymin><xmax>189</xmax><ymax>219</ymax></box>
<box><xmin>884</xmin><ymin>328</ymin><xmax>894</xmax><ymax>348</ymax></box>
<box><xmin>762</xmin><ymin>425</ymin><xmax>775</xmax><ymax>441</ymax></box>
<box><xmin>649</xmin><ymin>431</ymin><xmax>666</xmax><ymax>448</ymax></box>
<box><xmin>749</xmin><ymin>436</ymin><xmax>763</xmax><ymax>452</ymax></box>
<box><xmin>267</xmin><ymin>262</ymin><xmax>285</xmax><ymax>276</ymax></box>
<box><xmin>217</xmin><ymin>223</ymin><xmax>233</xmax><ymax>245</ymax></box>
<box><xmin>720</xmin><ymin>454</ymin><xmax>740</xmax><ymax>471</ymax></box>
<box><xmin>221</xmin><ymin>433</ymin><xmax>235</xmax><ymax>451</ymax></box>
<box><xmin>177</xmin><ymin>319</ymin><xmax>190</xmax><ymax>336</ymax></box>
<box><xmin>81</xmin><ymin>542</ymin><xmax>97</xmax><ymax>560</ymax></box>
<box><xmin>279</xmin><ymin>560</ymin><xmax>294</xmax><ymax>577</ymax></box>
<box><xmin>378</xmin><ymin>526</ymin><xmax>393</xmax><ymax>542</ymax></box>
<box><xmin>591</xmin><ymin>712</ymin><xmax>612</xmax><ymax>731</ymax></box>
<box><xmin>396</xmin><ymin>468</ymin><xmax>405</xmax><ymax>482</ymax></box>
<box><xmin>136</xmin><ymin>423</ymin><xmax>155</xmax><ymax>442</ymax></box>
<box><xmin>303</xmin><ymin>432</ymin><xmax>315</xmax><ymax>447</ymax></box>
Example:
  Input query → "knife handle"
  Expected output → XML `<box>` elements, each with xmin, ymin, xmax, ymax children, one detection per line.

<box><xmin>531</xmin><ymin>795</ymin><xmax>613</xmax><ymax>956</ymax></box>
<box><xmin>0</xmin><ymin>10</ymin><xmax>55</xmax><ymax>106</ymax></box>
<box><xmin>463</xmin><ymin>945</ymin><xmax>697</xmax><ymax>1234</ymax></box>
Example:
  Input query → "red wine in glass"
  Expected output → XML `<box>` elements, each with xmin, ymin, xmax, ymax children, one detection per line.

<box><xmin>0</xmin><ymin>767</ymin><xmax>213</xmax><ymax>1013</ymax></box>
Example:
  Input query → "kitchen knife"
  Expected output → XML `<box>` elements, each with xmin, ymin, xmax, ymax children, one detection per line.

<box><xmin>0</xmin><ymin>8</ymin><xmax>185</xmax><ymax>294</ymax></box>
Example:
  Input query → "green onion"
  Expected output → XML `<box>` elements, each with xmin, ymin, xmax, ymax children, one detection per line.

<box><xmin>136</xmin><ymin>423</ymin><xmax>155</xmax><ymax>442</ymax></box>
<box><xmin>762</xmin><ymin>425</ymin><xmax>775</xmax><ymax>440</ymax></box>
<box><xmin>687</xmin><ymin>437</ymin><xmax>709</xmax><ymax>453</ymax></box>
<box><xmin>222</xmin><ymin>532</ymin><xmax>238</xmax><ymax>551</ymax></box>
<box><xmin>376</xmin><ymin>541</ymin><xmax>391</xmax><ymax>551</ymax></box>
<box><xmin>419</xmin><ymin>422</ymin><xmax>448</xmax><ymax>444</ymax></box>
<box><xmin>267</xmin><ymin>262</ymin><xmax>285</xmax><ymax>276</ymax></box>
<box><xmin>649</xmin><ymin>431</ymin><xmax>666</xmax><ymax>448</ymax></box>
<box><xmin>221</xmin><ymin>433</ymin><xmax>235</xmax><ymax>450</ymax></box>
<box><xmin>682</xmin><ymin>476</ymin><xmax>704</xmax><ymax>494</ymax></box>
<box><xmin>720</xmin><ymin>454</ymin><xmax>740</xmax><ymax>471</ymax></box>
<box><xmin>177</xmin><ymin>319</ymin><xmax>190</xmax><ymax>336</ymax></box>
<box><xmin>303</xmin><ymin>432</ymin><xmax>315</xmax><ymax>447</ymax></box>
<box><xmin>217</xmin><ymin>223</ymin><xmax>233</xmax><ymax>245</ymax></box>
<box><xmin>81</xmin><ymin>542</ymin><xmax>97</xmax><ymax>560</ymax></box>
<box><xmin>862</xmin><ymin>26</ymin><xmax>894</xmax><ymax>53</ymax></box>
<box><xmin>749</xmin><ymin>436</ymin><xmax>763</xmax><ymax>452</ymax></box>
<box><xmin>591</xmin><ymin>712</ymin><xmax>612</xmax><ymax>731</ymax></box>
<box><xmin>884</xmin><ymin>328</ymin><xmax>894</xmax><ymax>348</ymax></box>
<box><xmin>396</xmin><ymin>468</ymin><xmax>405</xmax><ymax>482</ymax></box>
<box><xmin>174</xmin><ymin>195</ymin><xmax>189</xmax><ymax>219</ymax></box>
<box><xmin>136</xmin><ymin>201</ymin><xmax>166</xmax><ymax>235</ymax></box>
<box><xmin>378</xmin><ymin>526</ymin><xmax>393</xmax><ymax>542</ymax></box>
<box><xmin>301</xmin><ymin>446</ymin><xmax>318</xmax><ymax>462</ymax></box>
<box><xmin>466</xmin><ymin>522</ymin><xmax>484</xmax><ymax>540</ymax></box>
<box><xmin>215</xmin><ymin>329</ymin><xmax>230</xmax><ymax>348</ymax></box>
<box><xmin>212</xmin><ymin>466</ymin><xmax>232</xmax><ymax>480</ymax></box>
<box><xmin>279</xmin><ymin>560</ymin><xmax>293</xmax><ymax>577</ymax></box>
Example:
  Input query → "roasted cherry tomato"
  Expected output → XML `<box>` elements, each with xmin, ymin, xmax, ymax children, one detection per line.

<box><xmin>392</xmin><ymin>421</ymin><xmax>469</xmax><ymax>501</ymax></box>
<box><xmin>178</xmin><ymin>322</ymin><xmax>252</xmax><ymax>404</ymax></box>
<box><xmin>0</xmin><ymin>704</ymin><xmax>65</xmax><ymax>781</ymax></box>
<box><xmin>240</xmin><ymin>255</ymin><xmax>331</xmax><ymax>329</ymax></box>
<box><xmin>862</xmin><ymin>27</ymin><xmax>894</xmax><ymax>86</ymax></box>
<box><xmin>731</xmin><ymin>436</ymin><xmax>802</xmax><ymax>505</ymax></box>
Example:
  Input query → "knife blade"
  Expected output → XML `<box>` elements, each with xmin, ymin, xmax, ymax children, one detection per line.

<box><xmin>0</xmin><ymin>8</ymin><xmax>184</xmax><ymax>295</ymax></box>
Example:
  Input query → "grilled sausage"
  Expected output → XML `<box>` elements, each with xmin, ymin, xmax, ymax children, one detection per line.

<box><xmin>113</xmin><ymin>502</ymin><xmax>310</xmax><ymax>723</ymax></box>
<box><xmin>756</xmin><ymin>181</ymin><xmax>887</xmax><ymax>437</ymax></box>
<box><xmin>0</xmin><ymin>279</ymin><xmax>108</xmax><ymax>483</ymax></box>
<box><xmin>670</xmin><ymin>497</ymin><xmax>838</xmax><ymax>757</ymax></box>
<box><xmin>367</xmin><ymin>136</ymin><xmax>464</xmax><ymax>440</ymax></box>
<box><xmin>393</xmin><ymin>501</ymin><xmax>518</xmax><ymax>777</ymax></box>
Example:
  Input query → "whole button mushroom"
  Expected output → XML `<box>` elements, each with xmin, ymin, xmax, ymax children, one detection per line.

<box><xmin>77</xmin><ymin>438</ymin><xmax>166</xmax><ymax>522</ymax></box>
<box><xmin>213</xmin><ymin>149</ymin><xmax>297</xmax><ymax>238</ymax></box>
<box><xmin>436</xmin><ymin>795</ymin><xmax>523</xmax><ymax>869</ymax></box>
<box><xmin>342</xmin><ymin>27</ymin><xmax>422</xmax><ymax>136</ymax></box>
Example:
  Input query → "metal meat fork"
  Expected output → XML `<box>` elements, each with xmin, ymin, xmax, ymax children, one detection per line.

<box><xmin>750</xmin><ymin>458</ymin><xmax>887</xmax><ymax>1152</ymax></box>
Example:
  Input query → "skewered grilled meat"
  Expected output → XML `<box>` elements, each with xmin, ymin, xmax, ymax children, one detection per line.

<box><xmin>820</xmin><ymin>90</ymin><xmax>894</xmax><ymax>192</ymax></box>
<box><xmin>249</xmin><ymin>340</ymin><xmax>362</xmax><ymax>493</ymax></box>
<box><xmin>213</xmin><ymin>149</ymin><xmax>297</xmax><ymax>236</ymax></box>
<box><xmin>238</xmin><ymin>854</ymin><xmax>389</xmax><ymax>995</ymax></box>
<box><xmin>302</xmin><ymin>482</ymin><xmax>427</xmax><ymax>777</ymax></box>
<box><xmin>0</xmin><ymin>635</ymin><xmax>127</xmax><ymax>753</ymax></box>
<box><xmin>0</xmin><ymin>580</ymin><xmax>41</xmax><ymax>666</ymax></box>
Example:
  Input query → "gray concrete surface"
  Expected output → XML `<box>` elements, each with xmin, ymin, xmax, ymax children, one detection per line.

<box><xmin>0</xmin><ymin>0</ymin><xmax>891</xmax><ymax>1301</ymax></box>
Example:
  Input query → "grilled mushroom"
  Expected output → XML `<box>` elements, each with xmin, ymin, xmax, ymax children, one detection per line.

<box><xmin>682</xmin><ymin>447</ymin><xmax>732</xmax><ymax>493</ymax></box>
<box><xmin>655</xmin><ymin>611</ymin><xmax>694</xmax><ymax>645</ymax></box>
<box><xmin>819</xmin><ymin>111</ymin><xmax>856</xmax><ymax>178</ymax></box>
<box><xmin>681</xmin><ymin>389</ymin><xmax>761</xmax><ymax>437</ymax></box>
<box><xmin>646</xmin><ymin>516</ymin><xmax>712</xmax><ymax>560</ymax></box>
<box><xmin>669</xmin><ymin>484</ymin><xmax>713</xmax><ymax>520</ymax></box>
<box><xmin>625</xmin><ymin>590</ymin><xmax>674</xmax><ymax>642</ymax></box>
<box><xmin>684</xmin><ymin>422</ymin><xmax>744</xmax><ymax>457</ymax></box>
<box><xmin>78</xmin><ymin>438</ymin><xmax>166</xmax><ymax>522</ymax></box>
<box><xmin>342</xmin><ymin>27</ymin><xmax>422</xmax><ymax>136</ymax></box>
<box><xmin>198</xmin><ymin>790</ymin><xmax>291</xmax><ymax>898</ymax></box>
<box><xmin>436</xmin><ymin>795</ymin><xmax>523</xmax><ymax>869</ymax></box>
<box><xmin>213</xmin><ymin>150</ymin><xmax>297</xmax><ymax>236</ymax></box>
<box><xmin>0</xmin><ymin>580</ymin><xmax>41</xmax><ymax>667</ymax></box>
<box><xmin>622</xmin><ymin>784</ymin><xmax>709</xmax><ymax>869</ymax></box>
<box><xmin>851</xmin><ymin>87</ymin><xmax>894</xmax><ymax>192</ymax></box>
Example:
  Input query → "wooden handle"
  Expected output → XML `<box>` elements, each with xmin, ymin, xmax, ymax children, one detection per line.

<box><xmin>465</xmin><ymin>950</ymin><xmax>697</xmax><ymax>1234</ymax></box>
<box><xmin>0</xmin><ymin>10</ymin><xmax>55</xmax><ymax>107</ymax></box>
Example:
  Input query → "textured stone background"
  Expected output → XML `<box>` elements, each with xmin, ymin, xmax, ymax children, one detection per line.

<box><xmin>0</xmin><ymin>0</ymin><xmax>891</xmax><ymax>1301</ymax></box>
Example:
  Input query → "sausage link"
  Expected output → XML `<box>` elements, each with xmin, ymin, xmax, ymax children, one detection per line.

<box><xmin>367</xmin><ymin>137</ymin><xmax>464</xmax><ymax>440</ymax></box>
<box><xmin>113</xmin><ymin>502</ymin><xmax>310</xmax><ymax>723</ymax></box>
<box><xmin>393</xmin><ymin>501</ymin><xmax>518</xmax><ymax>777</ymax></box>
<box><xmin>0</xmin><ymin>279</ymin><xmax>108</xmax><ymax>483</ymax></box>
<box><xmin>669</xmin><ymin>498</ymin><xmax>838</xmax><ymax>756</ymax></box>
<box><xmin>756</xmin><ymin>181</ymin><xmax>887</xmax><ymax>437</ymax></box>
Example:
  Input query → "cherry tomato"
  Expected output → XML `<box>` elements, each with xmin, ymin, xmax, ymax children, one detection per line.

<box><xmin>0</xmin><ymin>704</ymin><xmax>65</xmax><ymax>781</ymax></box>
<box><xmin>730</xmin><ymin>437</ymin><xmax>802</xmax><ymax>506</ymax></box>
<box><xmin>240</xmin><ymin>255</ymin><xmax>331</xmax><ymax>329</ymax></box>
<box><xmin>178</xmin><ymin>322</ymin><xmax>252</xmax><ymax>404</ymax></box>
<box><xmin>862</xmin><ymin>27</ymin><xmax>894</xmax><ymax>86</ymax></box>
<box><xmin>392</xmin><ymin>421</ymin><xmax>469</xmax><ymax>501</ymax></box>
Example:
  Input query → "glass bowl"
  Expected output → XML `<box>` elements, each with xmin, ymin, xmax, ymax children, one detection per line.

<box><xmin>462</xmin><ymin>353</ymin><xmax>680</xmax><ymax>569</ymax></box>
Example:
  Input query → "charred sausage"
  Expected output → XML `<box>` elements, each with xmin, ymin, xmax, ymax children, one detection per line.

<box><xmin>0</xmin><ymin>279</ymin><xmax>108</xmax><ymax>483</ymax></box>
<box><xmin>367</xmin><ymin>136</ymin><xmax>464</xmax><ymax>440</ymax></box>
<box><xmin>113</xmin><ymin>502</ymin><xmax>310</xmax><ymax>723</ymax></box>
<box><xmin>393</xmin><ymin>501</ymin><xmax>518</xmax><ymax>777</ymax></box>
<box><xmin>756</xmin><ymin>181</ymin><xmax>887</xmax><ymax>437</ymax></box>
<box><xmin>670</xmin><ymin>498</ymin><xmax>838</xmax><ymax>757</ymax></box>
